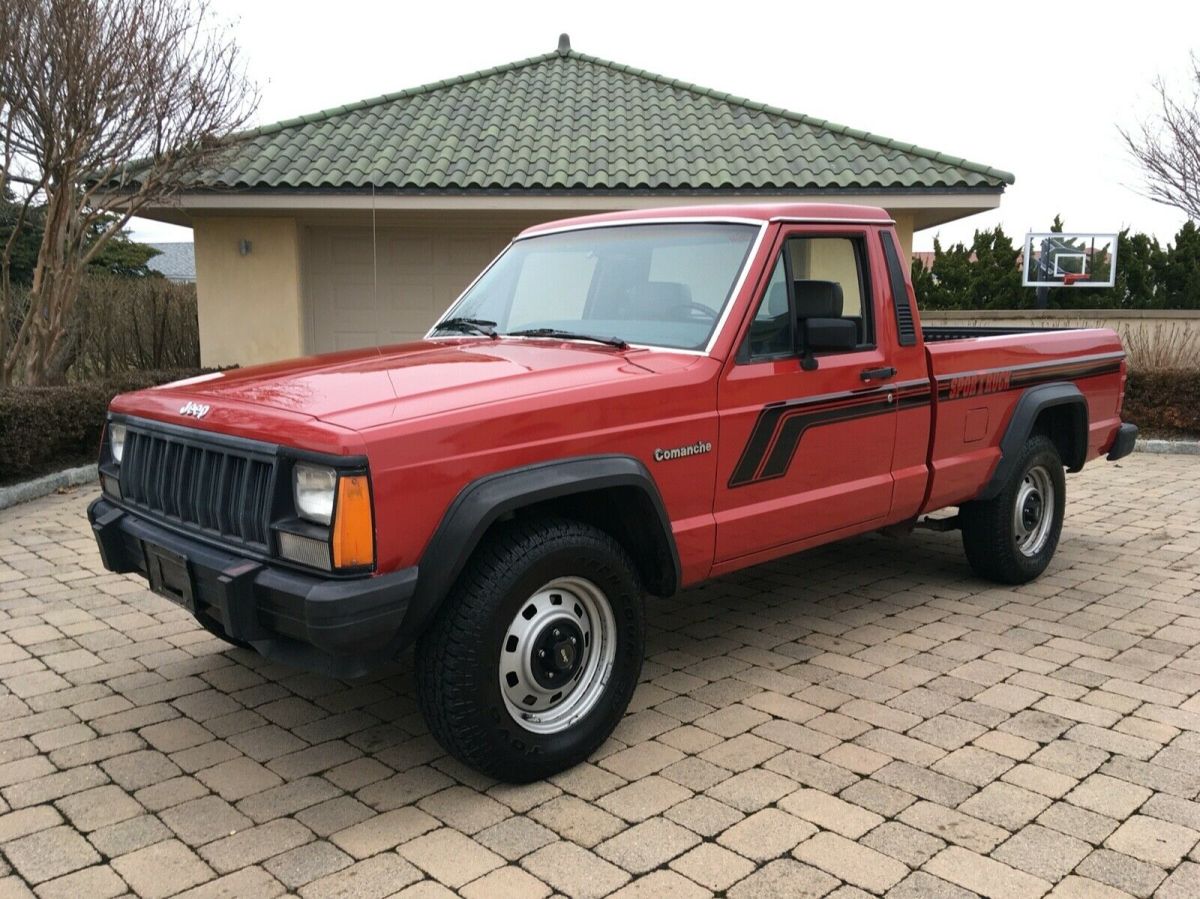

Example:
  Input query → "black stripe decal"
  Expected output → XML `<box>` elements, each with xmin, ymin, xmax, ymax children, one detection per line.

<box><xmin>726</xmin><ymin>350</ymin><xmax>1122</xmax><ymax>490</ymax></box>
<box><xmin>936</xmin><ymin>354</ymin><xmax>1123</xmax><ymax>401</ymax></box>
<box><xmin>758</xmin><ymin>397</ymin><xmax>894</xmax><ymax>480</ymax></box>
<box><xmin>729</xmin><ymin>380</ymin><xmax>932</xmax><ymax>488</ymax></box>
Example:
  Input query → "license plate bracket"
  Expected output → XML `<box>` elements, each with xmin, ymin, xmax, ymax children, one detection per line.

<box><xmin>144</xmin><ymin>542</ymin><xmax>196</xmax><ymax>612</ymax></box>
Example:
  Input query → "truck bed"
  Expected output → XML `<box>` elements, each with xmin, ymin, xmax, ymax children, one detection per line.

<box><xmin>921</xmin><ymin>324</ymin><xmax>1063</xmax><ymax>343</ymax></box>
<box><xmin>919</xmin><ymin>327</ymin><xmax>1127</xmax><ymax>514</ymax></box>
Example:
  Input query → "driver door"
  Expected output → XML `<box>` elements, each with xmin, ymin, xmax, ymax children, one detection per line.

<box><xmin>713</xmin><ymin>228</ymin><xmax>898</xmax><ymax>565</ymax></box>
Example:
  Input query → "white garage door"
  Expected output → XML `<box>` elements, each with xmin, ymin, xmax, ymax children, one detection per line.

<box><xmin>304</xmin><ymin>225</ymin><xmax>511</xmax><ymax>354</ymax></box>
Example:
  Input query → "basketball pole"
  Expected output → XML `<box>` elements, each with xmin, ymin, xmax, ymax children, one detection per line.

<box><xmin>1034</xmin><ymin>236</ymin><xmax>1051</xmax><ymax>309</ymax></box>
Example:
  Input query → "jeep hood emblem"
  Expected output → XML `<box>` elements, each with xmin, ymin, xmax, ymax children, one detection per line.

<box><xmin>179</xmin><ymin>401</ymin><xmax>210</xmax><ymax>419</ymax></box>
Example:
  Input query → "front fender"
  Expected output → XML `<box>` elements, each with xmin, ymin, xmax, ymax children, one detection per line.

<box><xmin>399</xmin><ymin>454</ymin><xmax>680</xmax><ymax>642</ymax></box>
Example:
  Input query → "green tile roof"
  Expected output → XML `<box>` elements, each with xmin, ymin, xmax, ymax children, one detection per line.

<box><xmin>177</xmin><ymin>46</ymin><xmax>1014</xmax><ymax>192</ymax></box>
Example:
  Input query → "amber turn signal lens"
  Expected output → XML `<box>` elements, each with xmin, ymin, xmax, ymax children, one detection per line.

<box><xmin>332</xmin><ymin>475</ymin><xmax>374</xmax><ymax>568</ymax></box>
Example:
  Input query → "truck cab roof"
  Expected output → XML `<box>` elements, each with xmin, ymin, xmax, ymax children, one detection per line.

<box><xmin>519</xmin><ymin>202</ymin><xmax>895</xmax><ymax>237</ymax></box>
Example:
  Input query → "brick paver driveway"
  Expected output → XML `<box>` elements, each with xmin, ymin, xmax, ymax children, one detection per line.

<box><xmin>1</xmin><ymin>454</ymin><xmax>1199</xmax><ymax>899</ymax></box>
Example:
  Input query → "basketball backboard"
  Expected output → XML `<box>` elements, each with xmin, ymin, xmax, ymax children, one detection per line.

<box><xmin>1022</xmin><ymin>232</ymin><xmax>1118</xmax><ymax>288</ymax></box>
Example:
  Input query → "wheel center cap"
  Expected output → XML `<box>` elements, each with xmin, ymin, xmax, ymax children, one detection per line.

<box><xmin>530</xmin><ymin>619</ymin><xmax>584</xmax><ymax>689</ymax></box>
<box><xmin>553</xmin><ymin>640</ymin><xmax>576</xmax><ymax>671</ymax></box>
<box><xmin>1023</xmin><ymin>494</ymin><xmax>1042</xmax><ymax>529</ymax></box>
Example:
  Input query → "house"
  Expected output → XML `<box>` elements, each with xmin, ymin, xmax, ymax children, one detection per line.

<box><xmin>912</xmin><ymin>251</ymin><xmax>937</xmax><ymax>272</ymax></box>
<box><xmin>132</xmin><ymin>36</ymin><xmax>1014</xmax><ymax>366</ymax></box>
<box><xmin>146</xmin><ymin>242</ymin><xmax>196</xmax><ymax>283</ymax></box>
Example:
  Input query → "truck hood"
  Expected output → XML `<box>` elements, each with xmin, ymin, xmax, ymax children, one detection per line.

<box><xmin>146</xmin><ymin>338</ymin><xmax>670</xmax><ymax>430</ymax></box>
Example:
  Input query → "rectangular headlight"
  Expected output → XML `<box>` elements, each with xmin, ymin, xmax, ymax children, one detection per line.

<box><xmin>294</xmin><ymin>464</ymin><xmax>336</xmax><ymax>524</ymax></box>
<box><xmin>109</xmin><ymin>423</ymin><xmax>127</xmax><ymax>464</ymax></box>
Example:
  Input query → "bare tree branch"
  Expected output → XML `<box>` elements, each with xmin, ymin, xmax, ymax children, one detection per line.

<box><xmin>1120</xmin><ymin>54</ymin><xmax>1200</xmax><ymax>222</ymax></box>
<box><xmin>0</xmin><ymin>0</ymin><xmax>257</xmax><ymax>385</ymax></box>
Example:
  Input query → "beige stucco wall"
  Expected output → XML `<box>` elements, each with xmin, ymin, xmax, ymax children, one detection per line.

<box><xmin>891</xmin><ymin>211</ymin><xmax>914</xmax><ymax>259</ymax></box>
<box><xmin>193</xmin><ymin>216</ymin><xmax>305</xmax><ymax>366</ymax></box>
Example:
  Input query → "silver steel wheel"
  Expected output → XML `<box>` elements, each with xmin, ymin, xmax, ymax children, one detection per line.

<box><xmin>1013</xmin><ymin>464</ymin><xmax>1055</xmax><ymax>557</ymax></box>
<box><xmin>499</xmin><ymin>576</ymin><xmax>617</xmax><ymax>735</ymax></box>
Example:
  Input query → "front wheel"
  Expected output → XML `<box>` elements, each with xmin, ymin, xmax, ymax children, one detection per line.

<box><xmin>415</xmin><ymin>517</ymin><xmax>644</xmax><ymax>782</ymax></box>
<box><xmin>960</xmin><ymin>434</ymin><xmax>1066</xmax><ymax>584</ymax></box>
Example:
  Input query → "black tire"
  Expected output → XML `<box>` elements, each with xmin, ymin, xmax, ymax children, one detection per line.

<box><xmin>415</xmin><ymin>517</ymin><xmax>645</xmax><ymax>782</ymax></box>
<box><xmin>961</xmin><ymin>434</ymin><xmax>1066</xmax><ymax>584</ymax></box>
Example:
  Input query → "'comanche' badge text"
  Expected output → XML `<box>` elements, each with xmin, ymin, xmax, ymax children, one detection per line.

<box><xmin>654</xmin><ymin>441</ymin><xmax>713</xmax><ymax>462</ymax></box>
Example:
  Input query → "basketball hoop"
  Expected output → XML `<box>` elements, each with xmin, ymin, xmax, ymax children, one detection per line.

<box><xmin>1023</xmin><ymin>232</ymin><xmax>1117</xmax><ymax>290</ymax></box>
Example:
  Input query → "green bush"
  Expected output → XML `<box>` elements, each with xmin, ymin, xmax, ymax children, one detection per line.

<box><xmin>0</xmin><ymin>369</ymin><xmax>208</xmax><ymax>484</ymax></box>
<box><xmin>1123</xmin><ymin>370</ymin><xmax>1200</xmax><ymax>438</ymax></box>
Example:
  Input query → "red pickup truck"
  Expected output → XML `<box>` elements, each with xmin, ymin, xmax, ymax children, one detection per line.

<box><xmin>90</xmin><ymin>203</ymin><xmax>1136</xmax><ymax>781</ymax></box>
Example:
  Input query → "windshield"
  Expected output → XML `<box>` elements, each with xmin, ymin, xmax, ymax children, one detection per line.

<box><xmin>433</xmin><ymin>223</ymin><xmax>760</xmax><ymax>351</ymax></box>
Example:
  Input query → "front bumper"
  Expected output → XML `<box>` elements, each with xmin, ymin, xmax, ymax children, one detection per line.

<box><xmin>1107</xmin><ymin>422</ymin><xmax>1138</xmax><ymax>462</ymax></box>
<box><xmin>88</xmin><ymin>498</ymin><xmax>416</xmax><ymax>678</ymax></box>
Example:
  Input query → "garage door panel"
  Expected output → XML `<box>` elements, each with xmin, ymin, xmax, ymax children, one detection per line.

<box><xmin>436</xmin><ymin>235</ymin><xmax>499</xmax><ymax>267</ymax></box>
<box><xmin>331</xmin><ymin>234</ymin><xmax>375</xmax><ymax>265</ymax></box>
<box><xmin>329</xmin><ymin>283</ymin><xmax>379</xmax><ymax>314</ymax></box>
<box><xmin>386</xmin><ymin>236</ymin><xmax>434</xmax><ymax>270</ymax></box>
<box><xmin>305</xmin><ymin>225</ymin><xmax>512</xmax><ymax>355</ymax></box>
<box><xmin>333</xmin><ymin>332</ymin><xmax>379</xmax><ymax>351</ymax></box>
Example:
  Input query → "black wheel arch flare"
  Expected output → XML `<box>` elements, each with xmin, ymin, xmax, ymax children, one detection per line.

<box><xmin>401</xmin><ymin>454</ymin><xmax>681</xmax><ymax>643</ymax></box>
<box><xmin>977</xmin><ymin>382</ymin><xmax>1089</xmax><ymax>501</ymax></box>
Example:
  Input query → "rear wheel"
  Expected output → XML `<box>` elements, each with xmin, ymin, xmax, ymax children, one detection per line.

<box><xmin>961</xmin><ymin>434</ymin><xmax>1066</xmax><ymax>584</ymax></box>
<box><xmin>415</xmin><ymin>517</ymin><xmax>644</xmax><ymax>782</ymax></box>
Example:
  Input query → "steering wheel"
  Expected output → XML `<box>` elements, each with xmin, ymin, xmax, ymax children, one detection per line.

<box><xmin>668</xmin><ymin>302</ymin><xmax>718</xmax><ymax>325</ymax></box>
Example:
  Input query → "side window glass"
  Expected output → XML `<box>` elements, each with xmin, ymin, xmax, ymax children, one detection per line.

<box><xmin>743</xmin><ymin>255</ymin><xmax>792</xmax><ymax>359</ymax></box>
<box><xmin>788</xmin><ymin>237</ymin><xmax>872</xmax><ymax>348</ymax></box>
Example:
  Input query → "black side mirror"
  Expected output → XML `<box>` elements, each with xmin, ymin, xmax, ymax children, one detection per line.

<box><xmin>796</xmin><ymin>317</ymin><xmax>856</xmax><ymax>369</ymax></box>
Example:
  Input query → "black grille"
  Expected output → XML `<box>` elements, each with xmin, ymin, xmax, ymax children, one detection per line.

<box><xmin>119</xmin><ymin>426</ymin><xmax>276</xmax><ymax>548</ymax></box>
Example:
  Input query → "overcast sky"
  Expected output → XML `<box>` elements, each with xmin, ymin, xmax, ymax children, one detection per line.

<box><xmin>131</xmin><ymin>0</ymin><xmax>1199</xmax><ymax>252</ymax></box>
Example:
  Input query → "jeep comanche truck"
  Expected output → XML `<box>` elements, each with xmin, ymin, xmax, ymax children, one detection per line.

<box><xmin>89</xmin><ymin>203</ymin><xmax>1137</xmax><ymax>781</ymax></box>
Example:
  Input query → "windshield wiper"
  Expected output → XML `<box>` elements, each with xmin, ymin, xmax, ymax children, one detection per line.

<box><xmin>434</xmin><ymin>317</ymin><xmax>498</xmax><ymax>338</ymax></box>
<box><xmin>507</xmin><ymin>328</ymin><xmax>629</xmax><ymax>350</ymax></box>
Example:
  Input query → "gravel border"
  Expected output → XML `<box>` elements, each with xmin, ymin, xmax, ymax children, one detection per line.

<box><xmin>0</xmin><ymin>464</ymin><xmax>98</xmax><ymax>511</ymax></box>
<box><xmin>1135</xmin><ymin>438</ymin><xmax>1200</xmax><ymax>456</ymax></box>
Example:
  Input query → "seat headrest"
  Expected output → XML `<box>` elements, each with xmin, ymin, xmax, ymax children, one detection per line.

<box><xmin>767</xmin><ymin>281</ymin><xmax>789</xmax><ymax>316</ymax></box>
<box><xmin>794</xmin><ymin>280</ymin><xmax>843</xmax><ymax>318</ymax></box>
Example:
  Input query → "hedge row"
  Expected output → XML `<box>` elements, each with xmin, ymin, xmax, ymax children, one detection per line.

<box><xmin>0</xmin><ymin>369</ymin><xmax>208</xmax><ymax>485</ymax></box>
<box><xmin>1123</xmin><ymin>370</ymin><xmax>1200</xmax><ymax>439</ymax></box>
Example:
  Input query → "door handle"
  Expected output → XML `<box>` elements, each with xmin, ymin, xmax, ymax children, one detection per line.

<box><xmin>860</xmin><ymin>366</ymin><xmax>897</xmax><ymax>382</ymax></box>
